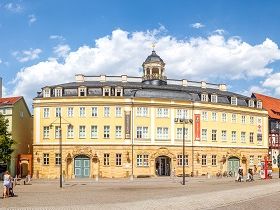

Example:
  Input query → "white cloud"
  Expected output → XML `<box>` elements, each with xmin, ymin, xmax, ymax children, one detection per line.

<box><xmin>213</xmin><ymin>29</ymin><xmax>226</xmax><ymax>35</ymax></box>
<box><xmin>53</xmin><ymin>44</ymin><xmax>71</xmax><ymax>58</ymax></box>
<box><xmin>28</xmin><ymin>14</ymin><xmax>36</xmax><ymax>25</ymax></box>
<box><xmin>9</xmin><ymin>28</ymin><xmax>280</xmax><ymax>107</ymax></box>
<box><xmin>13</xmin><ymin>48</ymin><xmax>42</xmax><ymax>62</ymax></box>
<box><xmin>262</xmin><ymin>72</ymin><xmax>280</xmax><ymax>96</ymax></box>
<box><xmin>242</xmin><ymin>85</ymin><xmax>271</xmax><ymax>97</ymax></box>
<box><xmin>0</xmin><ymin>58</ymin><xmax>2</xmax><ymax>64</ymax></box>
<box><xmin>49</xmin><ymin>35</ymin><xmax>65</xmax><ymax>41</ymax></box>
<box><xmin>4</xmin><ymin>3</ymin><xmax>22</xmax><ymax>13</ymax></box>
<box><xmin>191</xmin><ymin>22</ymin><xmax>205</xmax><ymax>29</ymax></box>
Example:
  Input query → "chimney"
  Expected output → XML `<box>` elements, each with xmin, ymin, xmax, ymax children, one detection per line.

<box><xmin>0</xmin><ymin>77</ymin><xmax>2</xmax><ymax>98</ymax></box>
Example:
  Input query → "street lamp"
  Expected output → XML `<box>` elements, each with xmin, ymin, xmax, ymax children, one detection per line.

<box><xmin>174</xmin><ymin>117</ymin><xmax>193</xmax><ymax>185</ymax></box>
<box><xmin>49</xmin><ymin>114</ymin><xmax>72</xmax><ymax>188</ymax></box>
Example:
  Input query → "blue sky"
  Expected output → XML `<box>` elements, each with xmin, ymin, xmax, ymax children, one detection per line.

<box><xmin>1</xmin><ymin>0</ymin><xmax>280</xmax><ymax>107</ymax></box>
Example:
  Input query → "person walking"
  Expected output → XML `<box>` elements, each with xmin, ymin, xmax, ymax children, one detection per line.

<box><xmin>3</xmin><ymin>171</ymin><xmax>11</xmax><ymax>198</ymax></box>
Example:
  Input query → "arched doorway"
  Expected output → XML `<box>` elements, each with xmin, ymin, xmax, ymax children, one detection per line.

<box><xmin>155</xmin><ymin>156</ymin><xmax>171</xmax><ymax>176</ymax></box>
<box><xmin>228</xmin><ymin>157</ymin><xmax>240</xmax><ymax>177</ymax></box>
<box><xmin>74</xmin><ymin>155</ymin><xmax>90</xmax><ymax>178</ymax></box>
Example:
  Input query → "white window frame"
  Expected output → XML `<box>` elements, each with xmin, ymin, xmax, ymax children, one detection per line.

<box><xmin>43</xmin><ymin>108</ymin><xmax>50</xmax><ymax>118</ymax></box>
<box><xmin>212</xmin><ymin>130</ymin><xmax>217</xmax><ymax>141</ymax></box>
<box><xmin>232</xmin><ymin>113</ymin><xmax>237</xmax><ymax>123</ymax></box>
<box><xmin>241</xmin><ymin>131</ymin><xmax>246</xmax><ymax>143</ymax></box>
<box><xmin>78</xmin><ymin>87</ymin><xmax>87</xmax><ymax>97</ymax></box>
<box><xmin>137</xmin><ymin>154</ymin><xmax>149</xmax><ymax>167</ymax></box>
<box><xmin>91</xmin><ymin>107</ymin><xmax>98</xmax><ymax>117</ymax></box>
<box><xmin>103</xmin><ymin>87</ymin><xmax>111</xmax><ymax>96</ymax></box>
<box><xmin>103</xmin><ymin>153</ymin><xmax>110</xmax><ymax>166</ymax></box>
<box><xmin>115</xmin><ymin>87</ymin><xmax>123</xmax><ymax>96</ymax></box>
<box><xmin>221</xmin><ymin>130</ymin><xmax>227</xmax><ymax>141</ymax></box>
<box><xmin>43</xmin><ymin>126</ymin><xmax>49</xmax><ymax>139</ymax></box>
<box><xmin>55</xmin><ymin>107</ymin><xmax>61</xmax><ymax>118</ymax></box>
<box><xmin>136</xmin><ymin>126</ymin><xmax>148</xmax><ymax>139</ymax></box>
<box><xmin>55</xmin><ymin>153</ymin><xmax>61</xmax><ymax>165</ymax></box>
<box><xmin>79</xmin><ymin>125</ymin><xmax>86</xmax><ymax>139</ymax></box>
<box><xmin>104</xmin><ymin>107</ymin><xmax>110</xmax><ymax>117</ymax></box>
<box><xmin>91</xmin><ymin>125</ymin><xmax>98</xmax><ymax>138</ymax></box>
<box><xmin>136</xmin><ymin>107</ymin><xmax>148</xmax><ymax>117</ymax></box>
<box><xmin>250</xmin><ymin>116</ymin><xmax>254</xmax><ymax>124</ymax></box>
<box><xmin>212</xmin><ymin>112</ymin><xmax>217</xmax><ymax>121</ymax></box>
<box><xmin>249</xmin><ymin>132</ymin><xmax>254</xmax><ymax>143</ymax></box>
<box><xmin>104</xmin><ymin>126</ymin><xmax>110</xmax><ymax>138</ymax></box>
<box><xmin>67</xmin><ymin>125</ymin><xmax>74</xmax><ymax>138</ymax></box>
<box><xmin>54</xmin><ymin>88</ymin><xmax>62</xmax><ymax>97</ymax></box>
<box><xmin>116</xmin><ymin>153</ymin><xmax>122</xmax><ymax>166</ymax></box>
<box><xmin>222</xmin><ymin>113</ymin><xmax>227</xmax><ymax>122</ymax></box>
<box><xmin>249</xmin><ymin>155</ymin><xmax>254</xmax><ymax>166</ymax></box>
<box><xmin>156</xmin><ymin>127</ymin><xmax>169</xmax><ymax>140</ymax></box>
<box><xmin>231</xmin><ymin>97</ymin><xmax>237</xmax><ymax>105</ymax></box>
<box><xmin>115</xmin><ymin>126</ymin><xmax>122</xmax><ymax>138</ymax></box>
<box><xmin>248</xmin><ymin>100</ymin><xmax>254</xmax><ymax>108</ymax></box>
<box><xmin>157</xmin><ymin>108</ymin><xmax>168</xmax><ymax>118</ymax></box>
<box><xmin>211</xmin><ymin>155</ymin><xmax>217</xmax><ymax>166</ymax></box>
<box><xmin>176</xmin><ymin>128</ymin><xmax>188</xmax><ymax>140</ymax></box>
<box><xmin>67</xmin><ymin>107</ymin><xmax>74</xmax><ymax>117</ymax></box>
<box><xmin>43</xmin><ymin>153</ymin><xmax>49</xmax><ymax>165</ymax></box>
<box><xmin>43</xmin><ymin>88</ymin><xmax>51</xmax><ymax>97</ymax></box>
<box><xmin>79</xmin><ymin>107</ymin><xmax>86</xmax><ymax>117</ymax></box>
<box><xmin>176</xmin><ymin>109</ymin><xmax>188</xmax><ymax>119</ymax></box>
<box><xmin>201</xmin><ymin>93</ymin><xmax>208</xmax><ymax>102</ymax></box>
<box><xmin>177</xmin><ymin>154</ymin><xmax>188</xmax><ymax>166</ymax></box>
<box><xmin>211</xmin><ymin>94</ymin><xmax>218</xmax><ymax>103</ymax></box>
<box><xmin>115</xmin><ymin>107</ymin><xmax>122</xmax><ymax>117</ymax></box>
<box><xmin>241</xmin><ymin>115</ymin><xmax>246</xmax><ymax>124</ymax></box>
<box><xmin>202</xmin><ymin>129</ymin><xmax>207</xmax><ymax>141</ymax></box>
<box><xmin>55</xmin><ymin>126</ymin><xmax>61</xmax><ymax>139</ymax></box>
<box><xmin>202</xmin><ymin>111</ymin><xmax>208</xmax><ymax>121</ymax></box>
<box><xmin>257</xmin><ymin>101</ymin><xmax>262</xmax><ymax>109</ymax></box>
<box><xmin>202</xmin><ymin>155</ymin><xmax>207</xmax><ymax>166</ymax></box>
<box><xmin>232</xmin><ymin>131</ymin><xmax>237</xmax><ymax>142</ymax></box>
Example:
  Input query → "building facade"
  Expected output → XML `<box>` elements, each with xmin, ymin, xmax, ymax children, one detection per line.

<box><xmin>0</xmin><ymin>96</ymin><xmax>33</xmax><ymax>176</ymax></box>
<box><xmin>253</xmin><ymin>93</ymin><xmax>280</xmax><ymax>170</ymax></box>
<box><xmin>33</xmin><ymin>50</ymin><xmax>268</xmax><ymax>179</ymax></box>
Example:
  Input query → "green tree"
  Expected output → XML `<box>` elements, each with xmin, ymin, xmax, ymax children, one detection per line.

<box><xmin>0</xmin><ymin>113</ymin><xmax>15</xmax><ymax>164</ymax></box>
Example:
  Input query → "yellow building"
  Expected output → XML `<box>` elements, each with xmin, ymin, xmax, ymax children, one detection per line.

<box><xmin>33</xmin><ymin>50</ymin><xmax>268</xmax><ymax>179</ymax></box>
<box><xmin>0</xmin><ymin>96</ymin><xmax>33</xmax><ymax>176</ymax></box>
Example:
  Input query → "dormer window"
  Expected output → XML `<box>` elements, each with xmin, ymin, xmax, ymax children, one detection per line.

<box><xmin>78</xmin><ymin>87</ymin><xmax>87</xmax><ymax>97</ymax></box>
<box><xmin>257</xmin><ymin>100</ymin><xmax>262</xmax><ymax>109</ymax></box>
<box><xmin>201</xmin><ymin>93</ymin><xmax>208</xmax><ymax>102</ymax></box>
<box><xmin>103</xmin><ymin>87</ymin><xmax>111</xmax><ymax>96</ymax></box>
<box><xmin>115</xmin><ymin>87</ymin><xmax>123</xmax><ymax>96</ymax></box>
<box><xmin>231</xmin><ymin>97</ymin><xmax>237</xmax><ymax>105</ymax></box>
<box><xmin>54</xmin><ymin>88</ymin><xmax>62</xmax><ymax>97</ymax></box>
<box><xmin>43</xmin><ymin>88</ymin><xmax>51</xmax><ymax>97</ymax></box>
<box><xmin>211</xmin><ymin>94</ymin><xmax>218</xmax><ymax>103</ymax></box>
<box><xmin>248</xmin><ymin>100</ymin><xmax>255</xmax><ymax>108</ymax></box>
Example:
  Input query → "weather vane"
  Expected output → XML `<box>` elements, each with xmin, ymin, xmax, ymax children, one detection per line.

<box><xmin>152</xmin><ymin>42</ymin><xmax>156</xmax><ymax>51</ymax></box>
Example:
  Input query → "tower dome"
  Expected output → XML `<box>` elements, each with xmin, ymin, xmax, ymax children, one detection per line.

<box><xmin>142</xmin><ymin>50</ymin><xmax>167</xmax><ymax>85</ymax></box>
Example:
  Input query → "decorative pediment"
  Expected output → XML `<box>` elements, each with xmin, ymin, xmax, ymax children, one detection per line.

<box><xmin>72</xmin><ymin>146</ymin><xmax>93</xmax><ymax>157</ymax></box>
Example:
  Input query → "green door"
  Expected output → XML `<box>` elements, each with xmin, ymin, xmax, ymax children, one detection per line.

<box><xmin>228</xmin><ymin>157</ymin><xmax>240</xmax><ymax>177</ymax></box>
<box><xmin>74</xmin><ymin>155</ymin><xmax>90</xmax><ymax>178</ymax></box>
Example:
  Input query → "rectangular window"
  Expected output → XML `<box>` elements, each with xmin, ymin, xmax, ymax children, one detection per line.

<box><xmin>249</xmin><ymin>155</ymin><xmax>254</xmax><ymax>166</ymax></box>
<box><xmin>43</xmin><ymin>153</ymin><xmax>49</xmax><ymax>165</ymax></box>
<box><xmin>115</xmin><ymin>88</ymin><xmax>122</xmax><ymax>96</ymax></box>
<box><xmin>136</xmin><ymin>107</ymin><xmax>148</xmax><ymax>117</ymax></box>
<box><xmin>201</xmin><ymin>94</ymin><xmax>208</xmax><ymax>102</ymax></box>
<box><xmin>55</xmin><ymin>153</ymin><xmax>61</xmax><ymax>165</ymax></box>
<box><xmin>202</xmin><ymin>155</ymin><xmax>207</xmax><ymax>166</ymax></box>
<box><xmin>257</xmin><ymin>101</ymin><xmax>262</xmax><ymax>109</ymax></box>
<box><xmin>202</xmin><ymin>129</ymin><xmax>207</xmax><ymax>141</ymax></box>
<box><xmin>104</xmin><ymin>88</ymin><xmax>110</xmax><ymax>96</ymax></box>
<box><xmin>79</xmin><ymin>88</ymin><xmax>86</xmax><ymax>96</ymax></box>
<box><xmin>250</xmin><ymin>132</ymin><xmax>254</xmax><ymax>143</ymax></box>
<box><xmin>104</xmin><ymin>153</ymin><xmax>110</xmax><ymax>166</ymax></box>
<box><xmin>157</xmin><ymin>127</ymin><xmax>169</xmax><ymax>140</ymax></box>
<box><xmin>241</xmin><ymin>132</ymin><xmax>246</xmax><ymax>143</ymax></box>
<box><xmin>211</xmin><ymin>95</ymin><xmax>217</xmax><ymax>103</ymax></box>
<box><xmin>67</xmin><ymin>107</ymin><xmax>74</xmax><ymax>117</ymax></box>
<box><xmin>232</xmin><ymin>131</ymin><xmax>237</xmax><ymax>142</ymax></box>
<box><xmin>250</xmin><ymin>116</ymin><xmax>254</xmax><ymax>124</ymax></box>
<box><xmin>79</xmin><ymin>125</ymin><xmax>86</xmax><ymax>138</ymax></box>
<box><xmin>157</xmin><ymin>108</ymin><xmax>168</xmax><ymax>118</ymax></box>
<box><xmin>176</xmin><ymin>109</ymin><xmax>188</xmax><ymax>119</ymax></box>
<box><xmin>67</xmin><ymin>125</ymin><xmax>74</xmax><ymax>138</ymax></box>
<box><xmin>177</xmin><ymin>154</ymin><xmax>188</xmax><ymax>166</ymax></box>
<box><xmin>91</xmin><ymin>125</ymin><xmax>98</xmax><ymax>138</ymax></box>
<box><xmin>258</xmin><ymin>155</ymin><xmax>262</xmax><ymax>166</ymax></box>
<box><xmin>232</xmin><ymin>114</ymin><xmax>237</xmax><ymax>123</ymax></box>
<box><xmin>241</xmin><ymin>115</ymin><xmax>246</xmax><ymax>124</ymax></box>
<box><xmin>202</xmin><ymin>111</ymin><xmax>208</xmax><ymax>121</ymax></box>
<box><xmin>231</xmin><ymin>97</ymin><xmax>237</xmax><ymax>105</ymax></box>
<box><xmin>116</xmin><ymin>153</ymin><xmax>122</xmax><ymax>166</ymax></box>
<box><xmin>104</xmin><ymin>107</ymin><xmax>110</xmax><ymax>117</ymax></box>
<box><xmin>136</xmin><ymin>127</ymin><xmax>148</xmax><ymax>139</ymax></box>
<box><xmin>137</xmin><ymin>154</ymin><xmax>149</xmax><ymax>166</ymax></box>
<box><xmin>104</xmin><ymin>126</ymin><xmax>110</xmax><ymax>138</ymax></box>
<box><xmin>115</xmin><ymin>126</ymin><xmax>122</xmax><ymax>138</ymax></box>
<box><xmin>212</xmin><ymin>155</ymin><xmax>217</xmax><ymax>166</ymax></box>
<box><xmin>55</xmin><ymin>107</ymin><xmax>61</xmax><ymax>118</ymax></box>
<box><xmin>212</xmin><ymin>130</ymin><xmax>217</xmax><ymax>141</ymax></box>
<box><xmin>55</xmin><ymin>126</ymin><xmax>61</xmax><ymax>139</ymax></box>
<box><xmin>91</xmin><ymin>107</ymin><xmax>98</xmax><ymax>117</ymax></box>
<box><xmin>79</xmin><ymin>107</ymin><xmax>86</xmax><ymax>117</ymax></box>
<box><xmin>249</xmin><ymin>100</ymin><xmax>254</xmax><ymax>107</ymax></box>
<box><xmin>43</xmin><ymin>89</ymin><xmax>50</xmax><ymax>97</ymax></box>
<box><xmin>43</xmin><ymin>126</ymin><xmax>49</xmax><ymax>139</ymax></box>
<box><xmin>43</xmin><ymin>108</ymin><xmax>50</xmax><ymax>118</ymax></box>
<box><xmin>176</xmin><ymin>128</ymin><xmax>188</xmax><ymax>140</ymax></box>
<box><xmin>221</xmin><ymin>130</ymin><xmax>227</xmax><ymax>141</ymax></box>
<box><xmin>54</xmin><ymin>89</ymin><xmax>62</xmax><ymax>97</ymax></box>
<box><xmin>212</xmin><ymin>112</ymin><xmax>217</xmax><ymax>121</ymax></box>
<box><xmin>222</xmin><ymin>113</ymin><xmax>227</xmax><ymax>122</ymax></box>
<box><xmin>115</xmin><ymin>107</ymin><xmax>122</xmax><ymax>117</ymax></box>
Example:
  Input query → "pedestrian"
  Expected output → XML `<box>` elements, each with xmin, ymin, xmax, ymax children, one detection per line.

<box><xmin>3</xmin><ymin>171</ymin><xmax>11</xmax><ymax>198</ymax></box>
<box><xmin>237</xmin><ymin>167</ymin><xmax>243</xmax><ymax>182</ymax></box>
<box><xmin>171</xmin><ymin>167</ymin><xmax>176</xmax><ymax>181</ymax></box>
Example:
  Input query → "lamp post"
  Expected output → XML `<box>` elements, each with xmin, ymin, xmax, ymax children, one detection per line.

<box><xmin>49</xmin><ymin>114</ymin><xmax>71</xmax><ymax>188</ymax></box>
<box><xmin>174</xmin><ymin>117</ymin><xmax>193</xmax><ymax>185</ymax></box>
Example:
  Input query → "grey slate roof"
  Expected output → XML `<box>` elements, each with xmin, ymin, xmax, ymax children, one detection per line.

<box><xmin>37</xmin><ymin>80</ymin><xmax>253</xmax><ymax>107</ymax></box>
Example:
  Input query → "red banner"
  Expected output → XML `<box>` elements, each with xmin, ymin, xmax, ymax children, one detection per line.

<box><xmin>194</xmin><ymin>114</ymin><xmax>200</xmax><ymax>140</ymax></box>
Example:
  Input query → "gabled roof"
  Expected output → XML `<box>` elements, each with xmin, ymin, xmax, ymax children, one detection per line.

<box><xmin>0</xmin><ymin>96</ymin><xmax>22</xmax><ymax>107</ymax></box>
<box><xmin>253</xmin><ymin>93</ymin><xmax>280</xmax><ymax>120</ymax></box>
